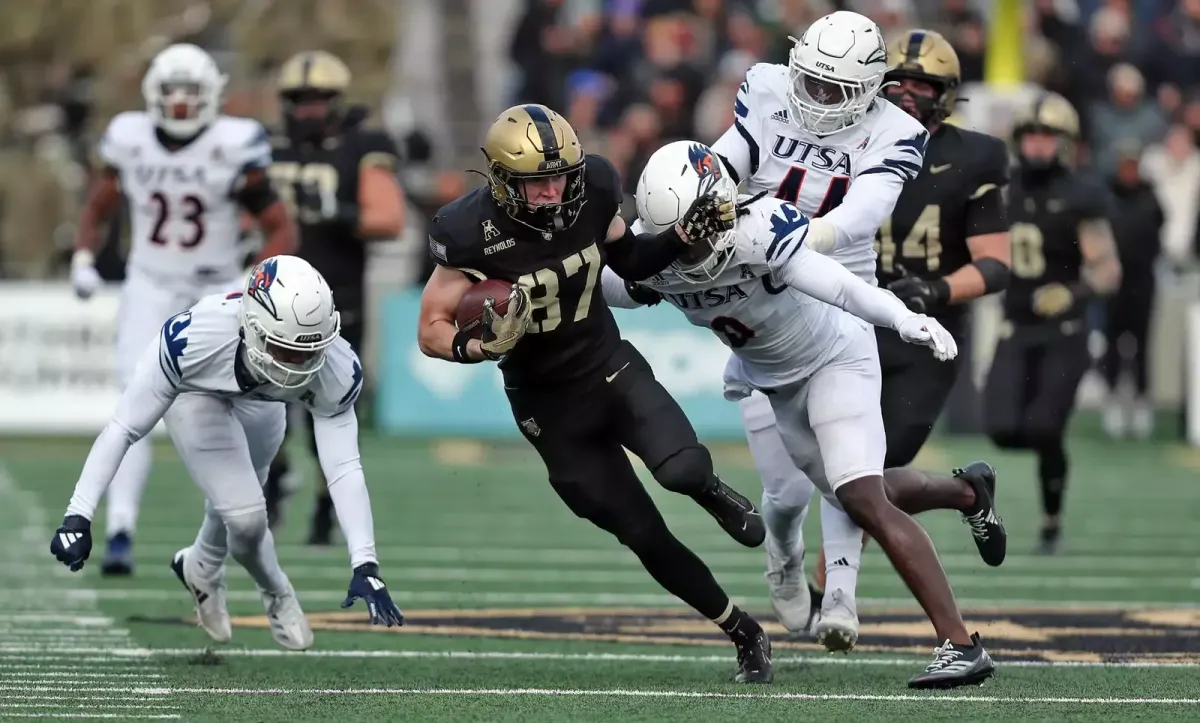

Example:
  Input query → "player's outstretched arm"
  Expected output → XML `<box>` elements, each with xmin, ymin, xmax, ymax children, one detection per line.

<box><xmin>599</xmin><ymin>266</ymin><xmax>662</xmax><ymax>309</ymax></box>
<box><xmin>309</xmin><ymin>368</ymin><xmax>403</xmax><ymax>627</ymax></box>
<box><xmin>605</xmin><ymin>196</ymin><xmax>735</xmax><ymax>281</ymax></box>
<box><xmin>52</xmin><ymin>334</ymin><xmax>180</xmax><ymax>570</ymax></box>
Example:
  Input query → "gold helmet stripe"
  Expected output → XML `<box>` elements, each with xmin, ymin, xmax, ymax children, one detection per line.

<box><xmin>905</xmin><ymin>30</ymin><xmax>926</xmax><ymax>65</ymax></box>
<box><xmin>523</xmin><ymin>104</ymin><xmax>561</xmax><ymax>163</ymax></box>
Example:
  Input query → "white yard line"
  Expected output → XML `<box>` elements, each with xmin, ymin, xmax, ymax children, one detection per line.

<box><xmin>0</xmin><ymin>466</ymin><xmax>180</xmax><ymax>721</ymax></box>
<box><xmin>108</xmin><ymin>686</ymin><xmax>1200</xmax><ymax>705</ymax></box>
<box><xmin>0</xmin><ymin>647</ymin><xmax>1194</xmax><ymax>669</ymax></box>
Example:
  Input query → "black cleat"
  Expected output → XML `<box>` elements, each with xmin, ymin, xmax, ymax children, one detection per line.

<box><xmin>955</xmin><ymin>461</ymin><xmax>1006</xmax><ymax>567</ymax></box>
<box><xmin>734</xmin><ymin>628</ymin><xmax>774</xmax><ymax>684</ymax></box>
<box><xmin>695</xmin><ymin>478</ymin><xmax>765</xmax><ymax>548</ymax></box>
<box><xmin>908</xmin><ymin>632</ymin><xmax>995</xmax><ymax>689</ymax></box>
<box><xmin>1036</xmin><ymin>524</ymin><xmax>1061</xmax><ymax>555</ymax></box>
<box><xmin>100</xmin><ymin>532</ymin><xmax>134</xmax><ymax>577</ymax></box>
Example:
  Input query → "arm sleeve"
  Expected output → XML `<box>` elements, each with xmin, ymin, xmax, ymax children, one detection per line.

<box><xmin>600</xmin><ymin>266</ymin><xmax>643</xmax><ymax>308</ymax></box>
<box><xmin>964</xmin><ymin>138</ymin><xmax>1011</xmax><ymax>237</ymax></box>
<box><xmin>710</xmin><ymin>65</ymin><xmax>767</xmax><ymax>185</ymax></box>
<box><xmin>819</xmin><ymin>129</ymin><xmax>927</xmax><ymax>250</ymax></box>
<box><xmin>311</xmin><ymin>411</ymin><xmax>377</xmax><ymax>569</ymax></box>
<box><xmin>775</xmin><ymin>245</ymin><xmax>914</xmax><ymax>331</ymax></box>
<box><xmin>605</xmin><ymin>223</ymin><xmax>687</xmax><ymax>281</ymax></box>
<box><xmin>65</xmin><ymin>332</ymin><xmax>180</xmax><ymax>520</ymax></box>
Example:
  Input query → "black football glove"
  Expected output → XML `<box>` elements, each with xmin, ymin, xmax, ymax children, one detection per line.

<box><xmin>677</xmin><ymin>192</ymin><xmax>736</xmax><ymax>243</ymax></box>
<box><xmin>50</xmin><ymin>515</ymin><xmax>92</xmax><ymax>572</ymax></box>
<box><xmin>625</xmin><ymin>280</ymin><xmax>662</xmax><ymax>306</ymax></box>
<box><xmin>887</xmin><ymin>266</ymin><xmax>951</xmax><ymax>314</ymax></box>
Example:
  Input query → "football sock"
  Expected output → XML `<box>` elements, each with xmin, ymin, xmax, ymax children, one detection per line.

<box><xmin>1037</xmin><ymin>441</ymin><xmax>1067</xmax><ymax>518</ymax></box>
<box><xmin>191</xmin><ymin>504</ymin><xmax>228</xmax><ymax>572</ymax></box>
<box><xmin>762</xmin><ymin>492</ymin><xmax>807</xmax><ymax>557</ymax></box>
<box><xmin>104</xmin><ymin>437</ymin><xmax>153</xmax><ymax>536</ymax></box>
<box><xmin>225</xmin><ymin>512</ymin><xmax>290</xmax><ymax>596</ymax></box>
<box><xmin>820</xmin><ymin>497</ymin><xmax>863</xmax><ymax>599</ymax></box>
<box><xmin>714</xmin><ymin>603</ymin><xmax>762</xmax><ymax>642</ymax></box>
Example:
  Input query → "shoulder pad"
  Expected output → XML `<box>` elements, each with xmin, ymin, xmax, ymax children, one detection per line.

<box><xmin>352</xmin><ymin>129</ymin><xmax>401</xmax><ymax>171</ymax></box>
<box><xmin>215</xmin><ymin>116</ymin><xmax>273</xmax><ymax>172</ymax></box>
<box><xmin>585</xmin><ymin>154</ymin><xmax>622</xmax><ymax>212</ymax></box>
<box><xmin>428</xmin><ymin>190</ymin><xmax>491</xmax><ymax>270</ymax></box>
<box><xmin>307</xmin><ymin>339</ymin><xmax>365</xmax><ymax>417</ymax></box>
<box><xmin>158</xmin><ymin>310</ymin><xmax>194</xmax><ymax>388</ymax></box>
<box><xmin>858</xmin><ymin>107</ymin><xmax>928</xmax><ymax>182</ymax></box>
<box><xmin>97</xmin><ymin>111</ymin><xmax>150</xmax><ymax>168</ymax></box>
<box><xmin>742</xmin><ymin>195</ymin><xmax>809</xmax><ymax>268</ymax></box>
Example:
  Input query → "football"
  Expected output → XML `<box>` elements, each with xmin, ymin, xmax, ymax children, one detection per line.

<box><xmin>455</xmin><ymin>279</ymin><xmax>517</xmax><ymax>339</ymax></box>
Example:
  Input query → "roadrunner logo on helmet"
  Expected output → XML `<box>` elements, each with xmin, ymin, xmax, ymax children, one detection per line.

<box><xmin>636</xmin><ymin>141</ymin><xmax>739</xmax><ymax>284</ymax></box>
<box><xmin>239</xmin><ymin>255</ymin><xmax>341</xmax><ymax>389</ymax></box>
<box><xmin>787</xmin><ymin>11</ymin><xmax>889</xmax><ymax>137</ymax></box>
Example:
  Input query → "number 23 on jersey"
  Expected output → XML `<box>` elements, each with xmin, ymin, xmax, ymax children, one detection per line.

<box><xmin>518</xmin><ymin>243</ymin><xmax>602</xmax><ymax>333</ymax></box>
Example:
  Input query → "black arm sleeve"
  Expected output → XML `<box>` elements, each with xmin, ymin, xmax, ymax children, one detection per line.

<box><xmin>605</xmin><ymin>223</ymin><xmax>688</xmax><ymax>281</ymax></box>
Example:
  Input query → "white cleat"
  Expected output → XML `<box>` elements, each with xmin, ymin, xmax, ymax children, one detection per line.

<box><xmin>170</xmin><ymin>547</ymin><xmax>231</xmax><ymax>644</ymax></box>
<box><xmin>815</xmin><ymin>588</ymin><xmax>859</xmax><ymax>653</ymax></box>
<box><xmin>260</xmin><ymin>587</ymin><xmax>313</xmax><ymax>651</ymax></box>
<box><xmin>764</xmin><ymin>536</ymin><xmax>813</xmax><ymax>634</ymax></box>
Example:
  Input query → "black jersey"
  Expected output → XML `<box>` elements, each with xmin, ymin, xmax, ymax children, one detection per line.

<box><xmin>875</xmin><ymin>123</ymin><xmax>1010</xmax><ymax>330</ymax></box>
<box><xmin>1003</xmin><ymin>168</ymin><xmax>1113</xmax><ymax>326</ymax></box>
<box><xmin>268</xmin><ymin>124</ymin><xmax>399</xmax><ymax>298</ymax></box>
<box><xmin>429</xmin><ymin>154</ymin><xmax>625</xmax><ymax>388</ymax></box>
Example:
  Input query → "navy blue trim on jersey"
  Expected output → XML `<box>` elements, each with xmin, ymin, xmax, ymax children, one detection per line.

<box><xmin>734</xmin><ymin>120</ymin><xmax>760</xmax><ymax>176</ymax></box>
<box><xmin>765</xmin><ymin>204</ymin><xmax>809</xmax><ymax>264</ymax></box>
<box><xmin>336</xmin><ymin>359</ymin><xmax>365</xmax><ymax>413</ymax></box>
<box><xmin>158</xmin><ymin>312</ymin><xmax>191</xmax><ymax>387</ymax></box>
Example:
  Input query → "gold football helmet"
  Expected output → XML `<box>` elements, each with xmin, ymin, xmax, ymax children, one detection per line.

<box><xmin>277</xmin><ymin>51</ymin><xmax>352</xmax><ymax>142</ymax></box>
<box><xmin>482</xmin><ymin>104</ymin><xmax>586</xmax><ymax>235</ymax></box>
<box><xmin>884</xmin><ymin>29</ymin><xmax>961</xmax><ymax>126</ymax></box>
<box><xmin>1012</xmin><ymin>92</ymin><xmax>1080</xmax><ymax>169</ymax></box>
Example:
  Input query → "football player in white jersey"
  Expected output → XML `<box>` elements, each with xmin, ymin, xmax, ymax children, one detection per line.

<box><xmin>709</xmin><ymin>10</ymin><xmax>936</xmax><ymax>653</ymax></box>
<box><xmin>604</xmin><ymin>140</ymin><xmax>997</xmax><ymax>689</ymax></box>
<box><xmin>51</xmin><ymin>256</ymin><xmax>402</xmax><ymax>650</ymax></box>
<box><xmin>70</xmin><ymin>43</ymin><xmax>297</xmax><ymax>576</ymax></box>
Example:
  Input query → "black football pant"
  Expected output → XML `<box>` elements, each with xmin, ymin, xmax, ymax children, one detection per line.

<box><xmin>505</xmin><ymin>340</ymin><xmax>730</xmax><ymax>620</ymax></box>
<box><xmin>876</xmin><ymin>325</ymin><xmax>963</xmax><ymax>468</ymax></box>
<box><xmin>983</xmin><ymin>322</ymin><xmax>1090</xmax><ymax>519</ymax></box>
<box><xmin>1103</xmin><ymin>272</ymin><xmax>1154</xmax><ymax>395</ymax></box>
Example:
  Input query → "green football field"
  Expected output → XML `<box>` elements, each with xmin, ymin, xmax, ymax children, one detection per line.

<box><xmin>2</xmin><ymin>430</ymin><xmax>1199</xmax><ymax>721</ymax></box>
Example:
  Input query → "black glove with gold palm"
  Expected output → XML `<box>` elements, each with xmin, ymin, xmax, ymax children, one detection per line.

<box><xmin>1031</xmin><ymin>282</ymin><xmax>1077</xmax><ymax>318</ymax></box>
<box><xmin>676</xmin><ymin>191</ymin><xmax>737</xmax><ymax>243</ymax></box>
<box><xmin>479</xmin><ymin>284</ymin><xmax>533</xmax><ymax>360</ymax></box>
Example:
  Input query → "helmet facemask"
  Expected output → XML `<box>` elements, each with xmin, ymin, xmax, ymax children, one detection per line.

<box><xmin>787</xmin><ymin>58</ymin><xmax>885</xmax><ymax>137</ymax></box>
<box><xmin>242</xmin><ymin>310</ymin><xmax>341</xmax><ymax>389</ymax></box>
<box><xmin>490</xmin><ymin>161</ymin><xmax>587</xmax><ymax>235</ymax></box>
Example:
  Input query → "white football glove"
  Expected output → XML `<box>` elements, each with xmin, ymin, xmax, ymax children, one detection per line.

<box><xmin>896</xmin><ymin>314</ymin><xmax>958</xmax><ymax>361</ymax></box>
<box><xmin>804</xmin><ymin>217</ymin><xmax>837</xmax><ymax>254</ymax></box>
<box><xmin>71</xmin><ymin>249</ymin><xmax>101</xmax><ymax>300</ymax></box>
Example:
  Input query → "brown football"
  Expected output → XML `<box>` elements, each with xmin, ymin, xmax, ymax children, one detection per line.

<box><xmin>455</xmin><ymin>279</ymin><xmax>516</xmax><ymax>339</ymax></box>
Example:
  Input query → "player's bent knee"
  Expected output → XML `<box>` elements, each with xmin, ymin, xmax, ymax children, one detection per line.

<box><xmin>651</xmin><ymin>446</ymin><xmax>714</xmax><ymax>495</ymax></box>
<box><xmin>833</xmin><ymin>474</ymin><xmax>893</xmax><ymax>531</ymax></box>
<box><xmin>614</xmin><ymin>517</ymin><xmax>671</xmax><ymax>553</ymax></box>
<box><xmin>222</xmin><ymin>506</ymin><xmax>269</xmax><ymax>551</ymax></box>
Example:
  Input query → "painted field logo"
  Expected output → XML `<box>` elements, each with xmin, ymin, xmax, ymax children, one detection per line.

<box><xmin>200</xmin><ymin>606</ymin><xmax>1200</xmax><ymax>664</ymax></box>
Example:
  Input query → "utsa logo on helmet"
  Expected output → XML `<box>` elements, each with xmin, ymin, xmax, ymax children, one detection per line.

<box><xmin>687</xmin><ymin>143</ymin><xmax>723</xmax><ymax>194</ymax></box>
<box><xmin>247</xmin><ymin>258</ymin><xmax>280</xmax><ymax>320</ymax></box>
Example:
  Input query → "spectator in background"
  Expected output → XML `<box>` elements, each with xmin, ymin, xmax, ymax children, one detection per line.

<box><xmin>1144</xmin><ymin>0</ymin><xmax>1200</xmax><ymax>102</ymax></box>
<box><xmin>1102</xmin><ymin>140</ymin><xmax>1164</xmax><ymax>440</ymax></box>
<box><xmin>1141</xmin><ymin>123</ymin><xmax>1200</xmax><ymax>273</ymax></box>
<box><xmin>1088</xmin><ymin>63</ymin><xmax>1167</xmax><ymax>177</ymax></box>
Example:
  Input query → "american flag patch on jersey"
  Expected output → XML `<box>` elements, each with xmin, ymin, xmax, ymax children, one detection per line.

<box><xmin>429</xmin><ymin>238</ymin><xmax>447</xmax><ymax>262</ymax></box>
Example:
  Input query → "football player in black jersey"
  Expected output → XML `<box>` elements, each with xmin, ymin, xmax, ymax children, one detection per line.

<box><xmin>261</xmin><ymin>51</ymin><xmax>407</xmax><ymax>544</ymax></box>
<box><xmin>811</xmin><ymin>30</ymin><xmax>1011</xmax><ymax>605</ymax></box>
<box><xmin>984</xmin><ymin>92</ymin><xmax>1121</xmax><ymax>554</ymax></box>
<box><xmin>417</xmin><ymin>104</ymin><xmax>773</xmax><ymax>683</ymax></box>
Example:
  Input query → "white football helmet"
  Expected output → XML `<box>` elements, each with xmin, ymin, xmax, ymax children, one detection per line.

<box><xmin>240</xmin><ymin>256</ymin><xmax>341</xmax><ymax>389</ymax></box>
<box><xmin>635</xmin><ymin>140</ymin><xmax>739</xmax><ymax>283</ymax></box>
<box><xmin>142</xmin><ymin>43</ymin><xmax>227</xmax><ymax>138</ymax></box>
<box><xmin>787</xmin><ymin>11</ymin><xmax>890</xmax><ymax>136</ymax></box>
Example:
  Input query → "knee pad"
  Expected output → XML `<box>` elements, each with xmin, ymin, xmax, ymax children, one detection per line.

<box><xmin>223</xmin><ymin>507</ymin><xmax>269</xmax><ymax>553</ymax></box>
<box><xmin>651</xmin><ymin>446</ymin><xmax>714</xmax><ymax>495</ymax></box>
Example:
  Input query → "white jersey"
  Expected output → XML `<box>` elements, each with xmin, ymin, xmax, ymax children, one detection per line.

<box><xmin>66</xmin><ymin>292</ymin><xmax>367</xmax><ymax>525</ymax></box>
<box><xmin>623</xmin><ymin>195</ymin><xmax>913</xmax><ymax>389</ymax></box>
<box><xmin>99</xmin><ymin>112</ymin><xmax>271</xmax><ymax>284</ymax></box>
<box><xmin>712</xmin><ymin>62</ymin><xmax>928</xmax><ymax>283</ymax></box>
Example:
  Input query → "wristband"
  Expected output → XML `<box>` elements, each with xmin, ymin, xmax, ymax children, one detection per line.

<box><xmin>451</xmin><ymin>330</ymin><xmax>481</xmax><ymax>364</ymax></box>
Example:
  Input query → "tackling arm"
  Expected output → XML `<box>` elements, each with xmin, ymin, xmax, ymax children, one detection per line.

<box><xmin>311</xmin><ymin>410</ymin><xmax>378</xmax><ymax>569</ymax></box>
<box><xmin>65</xmin><ymin>337</ymin><xmax>179</xmax><ymax>521</ymax></box>
<box><xmin>600</xmin><ymin>265</ymin><xmax>648</xmax><ymax>309</ymax></box>
<box><xmin>776</xmin><ymin>244</ymin><xmax>915</xmax><ymax>331</ymax></box>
